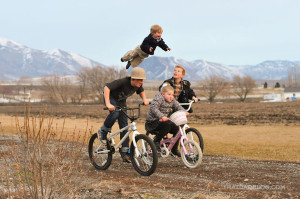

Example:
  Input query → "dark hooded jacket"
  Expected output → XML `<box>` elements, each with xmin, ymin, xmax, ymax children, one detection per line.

<box><xmin>159</xmin><ymin>77</ymin><xmax>196</xmax><ymax>113</ymax></box>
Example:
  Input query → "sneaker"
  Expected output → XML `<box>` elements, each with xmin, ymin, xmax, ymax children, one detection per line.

<box><xmin>121</xmin><ymin>58</ymin><xmax>125</xmax><ymax>62</ymax></box>
<box><xmin>154</xmin><ymin>141</ymin><xmax>161</xmax><ymax>152</ymax></box>
<box><xmin>125</xmin><ymin>61</ymin><xmax>131</xmax><ymax>69</ymax></box>
<box><xmin>119</xmin><ymin>147</ymin><xmax>131</xmax><ymax>163</ymax></box>
<box><xmin>97</xmin><ymin>129</ymin><xmax>107</xmax><ymax>141</ymax></box>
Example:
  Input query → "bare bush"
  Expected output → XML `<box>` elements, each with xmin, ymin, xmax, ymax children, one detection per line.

<box><xmin>232</xmin><ymin>75</ymin><xmax>256</xmax><ymax>102</ymax></box>
<box><xmin>0</xmin><ymin>105</ymin><xmax>89</xmax><ymax>198</ymax></box>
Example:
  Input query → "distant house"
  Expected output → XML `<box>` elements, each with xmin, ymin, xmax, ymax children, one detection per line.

<box><xmin>284</xmin><ymin>87</ymin><xmax>300</xmax><ymax>100</ymax></box>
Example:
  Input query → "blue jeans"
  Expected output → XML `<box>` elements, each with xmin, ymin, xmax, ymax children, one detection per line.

<box><xmin>101</xmin><ymin>99</ymin><xmax>129</xmax><ymax>148</ymax></box>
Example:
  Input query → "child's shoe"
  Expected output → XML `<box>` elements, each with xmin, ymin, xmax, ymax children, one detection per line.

<box><xmin>97</xmin><ymin>129</ymin><xmax>107</xmax><ymax>141</ymax></box>
<box><xmin>119</xmin><ymin>147</ymin><xmax>131</xmax><ymax>163</ymax></box>
<box><xmin>121</xmin><ymin>58</ymin><xmax>125</xmax><ymax>62</ymax></box>
<box><xmin>154</xmin><ymin>141</ymin><xmax>161</xmax><ymax>152</ymax></box>
<box><xmin>125</xmin><ymin>61</ymin><xmax>131</xmax><ymax>69</ymax></box>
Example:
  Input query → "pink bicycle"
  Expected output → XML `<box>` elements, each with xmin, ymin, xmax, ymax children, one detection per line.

<box><xmin>148</xmin><ymin>111</ymin><xmax>203</xmax><ymax>168</ymax></box>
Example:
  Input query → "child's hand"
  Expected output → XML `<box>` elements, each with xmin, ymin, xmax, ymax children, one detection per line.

<box><xmin>192</xmin><ymin>96</ymin><xmax>198</xmax><ymax>103</ymax></box>
<box><xmin>167</xmin><ymin>48</ymin><xmax>171</xmax><ymax>51</ymax></box>
<box><xmin>149</xmin><ymin>47</ymin><xmax>153</xmax><ymax>52</ymax></box>
<box><xmin>160</xmin><ymin>116</ymin><xmax>169</xmax><ymax>122</ymax></box>
<box><xmin>143</xmin><ymin>99</ymin><xmax>150</xmax><ymax>105</ymax></box>
<box><xmin>106</xmin><ymin>104</ymin><xmax>115</xmax><ymax>111</ymax></box>
<box><xmin>185</xmin><ymin>112</ymin><xmax>190</xmax><ymax>117</ymax></box>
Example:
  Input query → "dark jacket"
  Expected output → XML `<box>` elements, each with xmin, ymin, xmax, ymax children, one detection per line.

<box><xmin>159</xmin><ymin>77</ymin><xmax>196</xmax><ymax>113</ymax></box>
<box><xmin>140</xmin><ymin>34</ymin><xmax>169</xmax><ymax>55</ymax></box>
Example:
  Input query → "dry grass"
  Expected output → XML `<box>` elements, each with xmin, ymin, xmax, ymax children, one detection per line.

<box><xmin>1</xmin><ymin>114</ymin><xmax>299</xmax><ymax>162</ymax></box>
<box><xmin>199</xmin><ymin>125</ymin><xmax>300</xmax><ymax>162</ymax></box>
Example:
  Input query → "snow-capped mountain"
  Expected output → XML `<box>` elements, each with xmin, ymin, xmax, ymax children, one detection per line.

<box><xmin>238</xmin><ymin>60</ymin><xmax>300</xmax><ymax>80</ymax></box>
<box><xmin>139</xmin><ymin>57</ymin><xmax>299</xmax><ymax>81</ymax></box>
<box><xmin>0</xmin><ymin>38</ymin><xmax>102</xmax><ymax>80</ymax></box>
<box><xmin>139</xmin><ymin>56</ymin><xmax>242</xmax><ymax>81</ymax></box>
<box><xmin>1</xmin><ymin>38</ymin><xmax>299</xmax><ymax>81</ymax></box>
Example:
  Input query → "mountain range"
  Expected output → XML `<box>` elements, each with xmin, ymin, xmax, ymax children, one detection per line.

<box><xmin>1</xmin><ymin>38</ymin><xmax>299</xmax><ymax>81</ymax></box>
<box><xmin>0</xmin><ymin>38</ymin><xmax>101</xmax><ymax>81</ymax></box>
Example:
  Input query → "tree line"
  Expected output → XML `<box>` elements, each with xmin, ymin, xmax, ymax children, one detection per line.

<box><xmin>41</xmin><ymin>66</ymin><xmax>126</xmax><ymax>104</ymax></box>
<box><xmin>3</xmin><ymin>64</ymin><xmax>300</xmax><ymax>104</ymax></box>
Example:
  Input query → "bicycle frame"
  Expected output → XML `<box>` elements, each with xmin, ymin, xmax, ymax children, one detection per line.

<box><xmin>95</xmin><ymin>104</ymin><xmax>145</xmax><ymax>156</ymax></box>
<box><xmin>96</xmin><ymin>122</ymin><xmax>141</xmax><ymax>155</ymax></box>
<box><xmin>160</xmin><ymin>124</ymin><xmax>192</xmax><ymax>156</ymax></box>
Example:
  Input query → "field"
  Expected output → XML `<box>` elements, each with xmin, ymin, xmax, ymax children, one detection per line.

<box><xmin>0</xmin><ymin>101</ymin><xmax>300</xmax><ymax>198</ymax></box>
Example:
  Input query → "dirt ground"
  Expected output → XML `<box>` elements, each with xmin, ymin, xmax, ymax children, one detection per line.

<box><xmin>1</xmin><ymin>134</ymin><xmax>299</xmax><ymax>199</ymax></box>
<box><xmin>0</xmin><ymin>101</ymin><xmax>300</xmax><ymax>198</ymax></box>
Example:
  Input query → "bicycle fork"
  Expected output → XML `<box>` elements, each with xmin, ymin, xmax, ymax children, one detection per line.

<box><xmin>180</xmin><ymin>129</ymin><xmax>195</xmax><ymax>155</ymax></box>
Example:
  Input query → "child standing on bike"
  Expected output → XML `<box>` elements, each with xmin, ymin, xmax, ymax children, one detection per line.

<box><xmin>98</xmin><ymin>67</ymin><xmax>149</xmax><ymax>163</ymax></box>
<box><xmin>145</xmin><ymin>85</ymin><xmax>189</xmax><ymax>157</ymax></box>
<box><xmin>159</xmin><ymin>65</ymin><xmax>198</xmax><ymax>113</ymax></box>
<box><xmin>121</xmin><ymin>24</ymin><xmax>171</xmax><ymax>69</ymax></box>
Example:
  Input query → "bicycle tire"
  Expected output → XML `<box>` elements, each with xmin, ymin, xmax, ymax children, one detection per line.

<box><xmin>181</xmin><ymin>140</ymin><xmax>202</xmax><ymax>168</ymax></box>
<box><xmin>88</xmin><ymin>133</ymin><xmax>112</xmax><ymax>170</ymax></box>
<box><xmin>185</xmin><ymin>128</ymin><xmax>204</xmax><ymax>152</ymax></box>
<box><xmin>130</xmin><ymin>134</ymin><xmax>158</xmax><ymax>176</ymax></box>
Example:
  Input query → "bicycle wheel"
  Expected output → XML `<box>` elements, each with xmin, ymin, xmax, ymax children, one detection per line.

<box><xmin>181</xmin><ymin>140</ymin><xmax>202</xmax><ymax>168</ymax></box>
<box><xmin>130</xmin><ymin>134</ymin><xmax>158</xmax><ymax>176</ymax></box>
<box><xmin>88</xmin><ymin>133</ymin><xmax>112</xmax><ymax>170</ymax></box>
<box><xmin>185</xmin><ymin>128</ymin><xmax>204</xmax><ymax>152</ymax></box>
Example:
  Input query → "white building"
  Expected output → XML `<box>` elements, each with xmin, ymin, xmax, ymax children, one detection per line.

<box><xmin>284</xmin><ymin>87</ymin><xmax>300</xmax><ymax>100</ymax></box>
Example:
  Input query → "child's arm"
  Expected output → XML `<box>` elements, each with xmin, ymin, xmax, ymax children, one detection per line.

<box><xmin>139</xmin><ymin>91</ymin><xmax>149</xmax><ymax>105</ymax></box>
<box><xmin>103</xmin><ymin>86</ymin><xmax>115</xmax><ymax>111</ymax></box>
<box><xmin>173</xmin><ymin>100</ymin><xmax>189</xmax><ymax>116</ymax></box>
<box><xmin>158</xmin><ymin>39</ymin><xmax>170</xmax><ymax>51</ymax></box>
<box><xmin>160</xmin><ymin>116</ymin><xmax>169</xmax><ymax>122</ymax></box>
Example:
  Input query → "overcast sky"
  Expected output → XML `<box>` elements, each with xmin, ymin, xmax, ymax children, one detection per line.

<box><xmin>1</xmin><ymin>0</ymin><xmax>299</xmax><ymax>66</ymax></box>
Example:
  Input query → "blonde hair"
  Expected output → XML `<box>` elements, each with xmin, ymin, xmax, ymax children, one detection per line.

<box><xmin>151</xmin><ymin>24</ymin><xmax>163</xmax><ymax>34</ymax></box>
<box><xmin>175</xmin><ymin>65</ymin><xmax>185</xmax><ymax>76</ymax></box>
<box><xmin>161</xmin><ymin>85</ymin><xmax>174</xmax><ymax>93</ymax></box>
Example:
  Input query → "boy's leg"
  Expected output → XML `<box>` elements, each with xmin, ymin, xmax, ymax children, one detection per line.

<box><xmin>118</xmin><ymin>109</ymin><xmax>129</xmax><ymax>148</ymax></box>
<box><xmin>118</xmin><ymin>109</ymin><xmax>131</xmax><ymax>163</ymax></box>
<box><xmin>130</xmin><ymin>46</ymin><xmax>149</xmax><ymax>67</ymax></box>
<box><xmin>169</xmin><ymin>121</ymin><xmax>181</xmax><ymax>157</ymax></box>
<box><xmin>121</xmin><ymin>46</ymin><xmax>139</xmax><ymax>62</ymax></box>
<box><xmin>99</xmin><ymin>100</ymin><xmax>119</xmax><ymax>139</ymax></box>
<box><xmin>152</xmin><ymin>121</ymin><xmax>173</xmax><ymax>152</ymax></box>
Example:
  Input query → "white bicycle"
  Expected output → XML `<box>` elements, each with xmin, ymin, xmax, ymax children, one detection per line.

<box><xmin>88</xmin><ymin>104</ymin><xmax>158</xmax><ymax>176</ymax></box>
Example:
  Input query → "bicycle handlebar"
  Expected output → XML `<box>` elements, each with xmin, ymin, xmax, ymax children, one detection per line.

<box><xmin>179</xmin><ymin>98</ymin><xmax>200</xmax><ymax>111</ymax></box>
<box><xmin>103</xmin><ymin>103</ymin><xmax>146</xmax><ymax>121</ymax></box>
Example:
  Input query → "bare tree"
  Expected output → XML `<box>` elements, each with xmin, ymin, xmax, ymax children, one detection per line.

<box><xmin>42</xmin><ymin>66</ymin><xmax>126</xmax><ymax>104</ymax></box>
<box><xmin>200</xmin><ymin>75</ymin><xmax>228</xmax><ymax>103</ymax></box>
<box><xmin>42</xmin><ymin>75</ymin><xmax>72</xmax><ymax>103</ymax></box>
<box><xmin>232</xmin><ymin>75</ymin><xmax>256</xmax><ymax>102</ymax></box>
<box><xmin>76</xmin><ymin>67</ymin><xmax>90</xmax><ymax>103</ymax></box>
<box><xmin>287</xmin><ymin>65</ymin><xmax>300</xmax><ymax>87</ymax></box>
<box><xmin>84</xmin><ymin>65</ymin><xmax>126</xmax><ymax>103</ymax></box>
